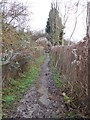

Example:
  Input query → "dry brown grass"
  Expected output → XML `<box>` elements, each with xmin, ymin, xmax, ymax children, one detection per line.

<box><xmin>51</xmin><ymin>40</ymin><xmax>88</xmax><ymax>117</ymax></box>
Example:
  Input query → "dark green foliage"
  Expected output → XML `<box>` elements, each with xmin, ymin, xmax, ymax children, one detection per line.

<box><xmin>45</xmin><ymin>3</ymin><xmax>63</xmax><ymax>45</ymax></box>
<box><xmin>45</xmin><ymin>18</ymin><xmax>50</xmax><ymax>33</ymax></box>
<box><xmin>59</xmin><ymin>30</ymin><xmax>63</xmax><ymax>45</ymax></box>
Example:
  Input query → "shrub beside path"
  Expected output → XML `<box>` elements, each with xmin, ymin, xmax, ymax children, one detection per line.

<box><xmin>13</xmin><ymin>53</ymin><xmax>67</xmax><ymax>118</ymax></box>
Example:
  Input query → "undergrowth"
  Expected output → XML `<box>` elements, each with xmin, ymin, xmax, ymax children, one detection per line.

<box><xmin>2</xmin><ymin>53</ymin><xmax>46</xmax><ymax>118</ymax></box>
<box><xmin>49</xmin><ymin>53</ymin><xmax>63</xmax><ymax>89</ymax></box>
<box><xmin>49</xmin><ymin>53</ymin><xmax>78</xmax><ymax>118</ymax></box>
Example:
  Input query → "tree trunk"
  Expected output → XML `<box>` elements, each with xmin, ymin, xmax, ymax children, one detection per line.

<box><xmin>87</xmin><ymin>2</ymin><xmax>90</xmax><ymax>39</ymax></box>
<box><xmin>87</xmin><ymin>2</ymin><xmax>90</xmax><ymax>118</ymax></box>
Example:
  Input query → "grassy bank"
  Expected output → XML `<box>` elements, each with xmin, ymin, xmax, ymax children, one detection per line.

<box><xmin>2</xmin><ymin>53</ymin><xmax>46</xmax><ymax>118</ymax></box>
<box><xmin>49</xmin><ymin>53</ymin><xmax>85</xmax><ymax>118</ymax></box>
<box><xmin>50</xmin><ymin>53</ymin><xmax>63</xmax><ymax>89</ymax></box>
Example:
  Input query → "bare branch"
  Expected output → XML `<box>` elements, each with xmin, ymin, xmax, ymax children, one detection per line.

<box><xmin>69</xmin><ymin>0</ymin><xmax>80</xmax><ymax>42</ymax></box>
<box><xmin>2</xmin><ymin>1</ymin><xmax>30</xmax><ymax>31</ymax></box>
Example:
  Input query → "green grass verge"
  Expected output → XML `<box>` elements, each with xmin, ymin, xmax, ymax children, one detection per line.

<box><xmin>2</xmin><ymin>54</ymin><xmax>46</xmax><ymax>118</ymax></box>
<box><xmin>50</xmin><ymin>53</ymin><xmax>78</xmax><ymax>118</ymax></box>
<box><xmin>49</xmin><ymin>53</ymin><xmax>63</xmax><ymax>89</ymax></box>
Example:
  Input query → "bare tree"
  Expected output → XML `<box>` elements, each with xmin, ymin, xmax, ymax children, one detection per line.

<box><xmin>57</xmin><ymin>0</ymin><xmax>87</xmax><ymax>44</ymax></box>
<box><xmin>1</xmin><ymin>0</ymin><xmax>32</xmax><ymax>52</ymax></box>
<box><xmin>1</xmin><ymin>0</ymin><xmax>31</xmax><ymax>32</ymax></box>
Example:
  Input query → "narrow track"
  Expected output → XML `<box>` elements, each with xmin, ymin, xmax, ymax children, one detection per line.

<box><xmin>14</xmin><ymin>53</ymin><xmax>66</xmax><ymax>118</ymax></box>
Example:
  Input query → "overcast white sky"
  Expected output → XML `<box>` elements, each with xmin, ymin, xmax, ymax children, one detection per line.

<box><xmin>10</xmin><ymin>0</ymin><xmax>89</xmax><ymax>42</ymax></box>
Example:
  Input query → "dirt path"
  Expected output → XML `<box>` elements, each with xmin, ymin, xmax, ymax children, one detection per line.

<box><xmin>14</xmin><ymin>53</ymin><xmax>66</xmax><ymax>118</ymax></box>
